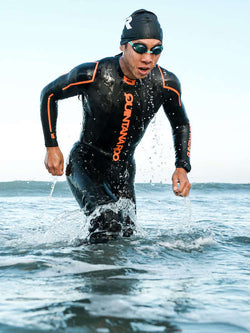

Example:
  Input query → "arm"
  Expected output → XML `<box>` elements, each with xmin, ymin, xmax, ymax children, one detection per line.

<box><xmin>40</xmin><ymin>62</ymin><xmax>99</xmax><ymax>175</ymax></box>
<box><xmin>40</xmin><ymin>65</ymin><xmax>85</xmax><ymax>148</ymax></box>
<box><xmin>160</xmin><ymin>69</ymin><xmax>191</xmax><ymax>196</ymax></box>
<box><xmin>40</xmin><ymin>69</ymin><xmax>79</xmax><ymax>176</ymax></box>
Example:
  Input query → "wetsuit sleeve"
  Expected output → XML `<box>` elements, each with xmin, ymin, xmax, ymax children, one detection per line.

<box><xmin>159</xmin><ymin>67</ymin><xmax>191</xmax><ymax>172</ymax></box>
<box><xmin>40</xmin><ymin>62</ymin><xmax>98</xmax><ymax>147</ymax></box>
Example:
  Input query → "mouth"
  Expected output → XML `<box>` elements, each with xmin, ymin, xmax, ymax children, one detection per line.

<box><xmin>138</xmin><ymin>67</ymin><xmax>151</xmax><ymax>76</ymax></box>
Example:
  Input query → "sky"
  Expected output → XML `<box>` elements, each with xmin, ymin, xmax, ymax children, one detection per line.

<box><xmin>0</xmin><ymin>0</ymin><xmax>249</xmax><ymax>183</ymax></box>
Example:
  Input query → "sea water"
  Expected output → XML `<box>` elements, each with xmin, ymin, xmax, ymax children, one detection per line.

<box><xmin>0</xmin><ymin>181</ymin><xmax>249</xmax><ymax>333</ymax></box>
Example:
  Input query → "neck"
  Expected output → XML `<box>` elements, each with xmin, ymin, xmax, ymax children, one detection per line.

<box><xmin>119</xmin><ymin>56</ymin><xmax>136</xmax><ymax>80</ymax></box>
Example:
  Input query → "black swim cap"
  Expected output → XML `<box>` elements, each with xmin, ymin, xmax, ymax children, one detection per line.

<box><xmin>120</xmin><ymin>9</ymin><xmax>163</xmax><ymax>45</ymax></box>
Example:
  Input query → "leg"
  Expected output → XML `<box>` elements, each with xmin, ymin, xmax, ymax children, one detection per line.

<box><xmin>66</xmin><ymin>144</ymin><xmax>124</xmax><ymax>243</ymax></box>
<box><xmin>87</xmin><ymin>208</ymin><xmax>124</xmax><ymax>244</ymax></box>
<box><xmin>106</xmin><ymin>160</ymin><xmax>137</xmax><ymax>238</ymax></box>
<box><xmin>66</xmin><ymin>143</ymin><xmax>115</xmax><ymax>214</ymax></box>
<box><xmin>66</xmin><ymin>143</ymin><xmax>136</xmax><ymax>243</ymax></box>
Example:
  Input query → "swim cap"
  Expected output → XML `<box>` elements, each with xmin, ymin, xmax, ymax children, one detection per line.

<box><xmin>120</xmin><ymin>9</ymin><xmax>163</xmax><ymax>45</ymax></box>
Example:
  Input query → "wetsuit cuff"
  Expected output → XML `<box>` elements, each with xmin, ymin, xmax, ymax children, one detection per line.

<box><xmin>45</xmin><ymin>139</ymin><xmax>59</xmax><ymax>147</ymax></box>
<box><xmin>175</xmin><ymin>161</ymin><xmax>191</xmax><ymax>173</ymax></box>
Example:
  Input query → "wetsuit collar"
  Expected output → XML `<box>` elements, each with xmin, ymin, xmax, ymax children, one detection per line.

<box><xmin>123</xmin><ymin>76</ymin><xmax>136</xmax><ymax>86</ymax></box>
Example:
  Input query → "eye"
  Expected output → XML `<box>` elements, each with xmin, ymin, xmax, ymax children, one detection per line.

<box><xmin>133</xmin><ymin>44</ymin><xmax>147</xmax><ymax>54</ymax></box>
<box><xmin>151</xmin><ymin>45</ymin><xmax>163</xmax><ymax>55</ymax></box>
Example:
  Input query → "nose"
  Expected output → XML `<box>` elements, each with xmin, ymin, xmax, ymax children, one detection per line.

<box><xmin>141</xmin><ymin>52</ymin><xmax>154</xmax><ymax>64</ymax></box>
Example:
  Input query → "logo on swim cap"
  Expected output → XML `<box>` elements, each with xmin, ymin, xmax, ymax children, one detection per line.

<box><xmin>125</xmin><ymin>16</ymin><xmax>132</xmax><ymax>29</ymax></box>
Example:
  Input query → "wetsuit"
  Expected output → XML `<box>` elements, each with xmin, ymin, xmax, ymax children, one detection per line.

<box><xmin>40</xmin><ymin>54</ymin><xmax>191</xmax><ymax>239</ymax></box>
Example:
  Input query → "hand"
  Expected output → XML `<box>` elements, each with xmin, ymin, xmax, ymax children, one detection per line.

<box><xmin>172</xmin><ymin>168</ymin><xmax>191</xmax><ymax>197</ymax></box>
<box><xmin>44</xmin><ymin>147</ymin><xmax>64</xmax><ymax>176</ymax></box>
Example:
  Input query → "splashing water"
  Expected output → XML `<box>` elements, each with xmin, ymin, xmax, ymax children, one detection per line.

<box><xmin>155</xmin><ymin>195</ymin><xmax>216</xmax><ymax>252</ymax></box>
<box><xmin>87</xmin><ymin>197</ymin><xmax>136</xmax><ymax>223</ymax></box>
<box><xmin>39</xmin><ymin>177</ymin><xmax>58</xmax><ymax>219</ymax></box>
<box><xmin>4</xmin><ymin>180</ymin><xmax>214</xmax><ymax>253</ymax></box>
<box><xmin>31</xmin><ymin>193</ymin><xmax>142</xmax><ymax>248</ymax></box>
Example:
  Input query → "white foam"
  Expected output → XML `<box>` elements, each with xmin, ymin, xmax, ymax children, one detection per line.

<box><xmin>159</xmin><ymin>236</ymin><xmax>216</xmax><ymax>252</ymax></box>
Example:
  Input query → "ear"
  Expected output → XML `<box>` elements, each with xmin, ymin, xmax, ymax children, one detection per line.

<box><xmin>120</xmin><ymin>45</ymin><xmax>125</xmax><ymax>52</ymax></box>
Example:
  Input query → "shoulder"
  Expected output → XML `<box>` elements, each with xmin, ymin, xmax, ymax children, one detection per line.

<box><xmin>95</xmin><ymin>55</ymin><xmax>120</xmax><ymax>84</ymax></box>
<box><xmin>70</xmin><ymin>61</ymin><xmax>99</xmax><ymax>82</ymax></box>
<box><xmin>76</xmin><ymin>56</ymin><xmax>118</xmax><ymax>80</ymax></box>
<box><xmin>97</xmin><ymin>55</ymin><xmax>120</xmax><ymax>74</ymax></box>
<box><xmin>60</xmin><ymin>55</ymin><xmax>119</xmax><ymax>90</ymax></box>
<box><xmin>98</xmin><ymin>55</ymin><xmax>119</xmax><ymax>66</ymax></box>
<box><xmin>154</xmin><ymin>65</ymin><xmax>182</xmax><ymax>93</ymax></box>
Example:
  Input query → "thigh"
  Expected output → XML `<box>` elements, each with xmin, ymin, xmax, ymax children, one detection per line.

<box><xmin>66</xmin><ymin>144</ymin><xmax>115</xmax><ymax>214</ymax></box>
<box><xmin>108</xmin><ymin>159</ymin><xmax>136</xmax><ymax>205</ymax></box>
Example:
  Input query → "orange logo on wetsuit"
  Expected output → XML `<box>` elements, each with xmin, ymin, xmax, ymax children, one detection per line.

<box><xmin>113</xmin><ymin>92</ymin><xmax>134</xmax><ymax>161</ymax></box>
<box><xmin>187</xmin><ymin>123</ymin><xmax>191</xmax><ymax>157</ymax></box>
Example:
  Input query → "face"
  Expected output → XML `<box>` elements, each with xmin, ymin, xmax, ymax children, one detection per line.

<box><xmin>119</xmin><ymin>39</ymin><xmax>162</xmax><ymax>80</ymax></box>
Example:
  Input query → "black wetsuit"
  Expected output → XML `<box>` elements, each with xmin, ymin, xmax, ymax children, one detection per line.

<box><xmin>40</xmin><ymin>54</ymin><xmax>191</xmax><ymax>230</ymax></box>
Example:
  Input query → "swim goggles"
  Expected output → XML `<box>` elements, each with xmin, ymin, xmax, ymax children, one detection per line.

<box><xmin>128</xmin><ymin>41</ymin><xmax>163</xmax><ymax>55</ymax></box>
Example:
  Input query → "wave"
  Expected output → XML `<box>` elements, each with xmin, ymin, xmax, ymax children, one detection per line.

<box><xmin>0</xmin><ymin>181</ymin><xmax>249</xmax><ymax>197</ymax></box>
<box><xmin>191</xmin><ymin>182</ymin><xmax>250</xmax><ymax>191</ymax></box>
<box><xmin>0</xmin><ymin>181</ymin><xmax>71</xmax><ymax>197</ymax></box>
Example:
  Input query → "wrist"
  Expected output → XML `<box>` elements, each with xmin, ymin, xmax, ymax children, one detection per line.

<box><xmin>175</xmin><ymin>161</ymin><xmax>191</xmax><ymax>173</ymax></box>
<box><xmin>46</xmin><ymin>146</ymin><xmax>59</xmax><ymax>151</ymax></box>
<box><xmin>176</xmin><ymin>167</ymin><xmax>187</xmax><ymax>173</ymax></box>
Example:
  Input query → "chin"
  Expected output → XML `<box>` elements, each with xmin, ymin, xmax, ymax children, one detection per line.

<box><xmin>133</xmin><ymin>72</ymin><xmax>146</xmax><ymax>79</ymax></box>
<box><xmin>137</xmin><ymin>74</ymin><xmax>148</xmax><ymax>79</ymax></box>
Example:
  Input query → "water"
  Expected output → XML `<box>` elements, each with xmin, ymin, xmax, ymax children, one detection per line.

<box><xmin>0</xmin><ymin>181</ymin><xmax>250</xmax><ymax>333</ymax></box>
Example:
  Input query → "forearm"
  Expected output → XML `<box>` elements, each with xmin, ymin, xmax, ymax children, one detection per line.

<box><xmin>164</xmin><ymin>103</ymin><xmax>191</xmax><ymax>172</ymax></box>
<box><xmin>172</xmin><ymin>121</ymin><xmax>191</xmax><ymax>172</ymax></box>
<box><xmin>161</xmin><ymin>72</ymin><xmax>191</xmax><ymax>172</ymax></box>
<box><xmin>40</xmin><ymin>86</ymin><xmax>59</xmax><ymax>147</ymax></box>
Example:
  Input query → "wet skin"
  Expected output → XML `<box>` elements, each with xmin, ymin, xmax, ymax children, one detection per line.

<box><xmin>119</xmin><ymin>39</ymin><xmax>162</xmax><ymax>80</ymax></box>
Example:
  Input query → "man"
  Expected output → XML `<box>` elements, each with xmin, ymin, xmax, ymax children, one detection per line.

<box><xmin>40</xmin><ymin>9</ymin><xmax>191</xmax><ymax>244</ymax></box>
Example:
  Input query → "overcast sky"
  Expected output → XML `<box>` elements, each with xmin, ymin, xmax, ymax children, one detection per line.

<box><xmin>0</xmin><ymin>0</ymin><xmax>249</xmax><ymax>183</ymax></box>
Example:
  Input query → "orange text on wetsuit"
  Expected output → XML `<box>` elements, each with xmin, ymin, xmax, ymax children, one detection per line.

<box><xmin>113</xmin><ymin>92</ymin><xmax>134</xmax><ymax>161</ymax></box>
<box><xmin>187</xmin><ymin>123</ymin><xmax>191</xmax><ymax>157</ymax></box>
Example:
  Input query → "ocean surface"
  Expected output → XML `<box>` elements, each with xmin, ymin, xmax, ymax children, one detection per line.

<box><xmin>0</xmin><ymin>181</ymin><xmax>249</xmax><ymax>333</ymax></box>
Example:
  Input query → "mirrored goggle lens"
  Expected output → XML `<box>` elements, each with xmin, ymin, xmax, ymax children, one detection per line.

<box><xmin>130</xmin><ymin>42</ymin><xmax>163</xmax><ymax>55</ymax></box>
<box><xmin>132</xmin><ymin>43</ymin><xmax>148</xmax><ymax>54</ymax></box>
<box><xmin>151</xmin><ymin>45</ymin><xmax>163</xmax><ymax>55</ymax></box>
